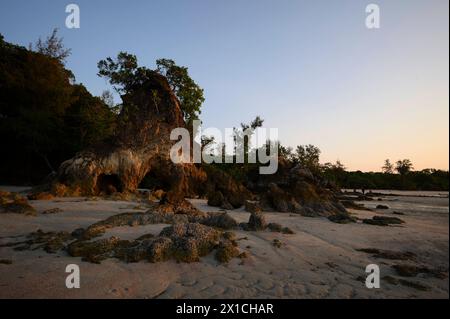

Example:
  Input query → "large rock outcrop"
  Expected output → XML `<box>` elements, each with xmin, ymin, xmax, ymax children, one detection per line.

<box><xmin>55</xmin><ymin>71</ymin><xmax>205</xmax><ymax>200</ymax></box>
<box><xmin>248</xmin><ymin>159</ymin><xmax>347</xmax><ymax>217</ymax></box>
<box><xmin>204</xmin><ymin>166</ymin><xmax>252</xmax><ymax>209</ymax></box>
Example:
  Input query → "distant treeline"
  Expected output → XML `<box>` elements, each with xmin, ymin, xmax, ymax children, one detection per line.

<box><xmin>323</xmin><ymin>169</ymin><xmax>449</xmax><ymax>191</ymax></box>
<box><xmin>274</xmin><ymin>145</ymin><xmax>449</xmax><ymax>191</ymax></box>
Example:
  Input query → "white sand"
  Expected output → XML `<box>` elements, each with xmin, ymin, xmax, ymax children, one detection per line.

<box><xmin>0</xmin><ymin>191</ymin><xmax>448</xmax><ymax>299</ymax></box>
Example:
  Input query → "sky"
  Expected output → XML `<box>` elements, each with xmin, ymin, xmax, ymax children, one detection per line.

<box><xmin>0</xmin><ymin>0</ymin><xmax>448</xmax><ymax>171</ymax></box>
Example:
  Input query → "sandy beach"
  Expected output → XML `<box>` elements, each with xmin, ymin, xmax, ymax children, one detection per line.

<box><xmin>0</xmin><ymin>187</ymin><xmax>448</xmax><ymax>299</ymax></box>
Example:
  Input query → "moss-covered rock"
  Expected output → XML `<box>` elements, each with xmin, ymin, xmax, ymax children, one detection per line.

<box><xmin>328</xmin><ymin>213</ymin><xmax>357</xmax><ymax>224</ymax></box>
<box><xmin>207</xmin><ymin>191</ymin><xmax>224</xmax><ymax>207</ymax></box>
<box><xmin>160</xmin><ymin>223</ymin><xmax>221</xmax><ymax>262</ymax></box>
<box><xmin>67</xmin><ymin>236</ymin><xmax>131</xmax><ymax>263</ymax></box>
<box><xmin>363</xmin><ymin>216</ymin><xmax>405</xmax><ymax>226</ymax></box>
<box><xmin>215</xmin><ymin>240</ymin><xmax>240</xmax><ymax>263</ymax></box>
<box><xmin>267</xmin><ymin>223</ymin><xmax>295</xmax><ymax>234</ymax></box>
<box><xmin>0</xmin><ymin>192</ymin><xmax>36</xmax><ymax>216</ymax></box>
<box><xmin>247</xmin><ymin>211</ymin><xmax>267</xmax><ymax>231</ymax></box>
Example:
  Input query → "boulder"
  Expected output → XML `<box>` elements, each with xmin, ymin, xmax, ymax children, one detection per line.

<box><xmin>0</xmin><ymin>192</ymin><xmax>36</xmax><ymax>216</ymax></box>
<box><xmin>202</xmin><ymin>212</ymin><xmax>238</xmax><ymax>229</ymax></box>
<box><xmin>207</xmin><ymin>191</ymin><xmax>224</xmax><ymax>207</ymax></box>
<box><xmin>247</xmin><ymin>211</ymin><xmax>267</xmax><ymax>231</ymax></box>
<box><xmin>204</xmin><ymin>166</ymin><xmax>251</xmax><ymax>208</ymax></box>
<box><xmin>160</xmin><ymin>223</ymin><xmax>221</xmax><ymax>262</ymax></box>
<box><xmin>266</xmin><ymin>183</ymin><xmax>291</xmax><ymax>212</ymax></box>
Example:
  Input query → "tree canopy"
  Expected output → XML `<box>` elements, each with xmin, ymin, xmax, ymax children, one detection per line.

<box><xmin>97</xmin><ymin>53</ymin><xmax>204</xmax><ymax>124</ymax></box>
<box><xmin>30</xmin><ymin>28</ymin><xmax>72</xmax><ymax>65</ymax></box>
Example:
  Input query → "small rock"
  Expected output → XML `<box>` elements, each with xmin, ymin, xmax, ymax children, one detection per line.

<box><xmin>363</xmin><ymin>215</ymin><xmax>404</xmax><ymax>226</ymax></box>
<box><xmin>357</xmin><ymin>248</ymin><xmax>416</xmax><ymax>260</ymax></box>
<box><xmin>28</xmin><ymin>192</ymin><xmax>54</xmax><ymax>201</ymax></box>
<box><xmin>267</xmin><ymin>223</ymin><xmax>295</xmax><ymax>234</ymax></box>
<box><xmin>392</xmin><ymin>264</ymin><xmax>447</xmax><ymax>279</ymax></box>
<box><xmin>42</xmin><ymin>208</ymin><xmax>63</xmax><ymax>214</ymax></box>
<box><xmin>272</xmin><ymin>239</ymin><xmax>283</xmax><ymax>248</ymax></box>
<box><xmin>247</xmin><ymin>211</ymin><xmax>267</xmax><ymax>231</ymax></box>
<box><xmin>362</xmin><ymin>219</ymin><xmax>389</xmax><ymax>226</ymax></box>
<box><xmin>238</xmin><ymin>252</ymin><xmax>248</xmax><ymax>259</ymax></box>
<box><xmin>267</xmin><ymin>222</ymin><xmax>283</xmax><ymax>232</ymax></box>
<box><xmin>328</xmin><ymin>213</ymin><xmax>356</xmax><ymax>224</ymax></box>
<box><xmin>207</xmin><ymin>191</ymin><xmax>224</xmax><ymax>207</ymax></box>
<box><xmin>202</xmin><ymin>212</ymin><xmax>238</xmax><ymax>230</ymax></box>
<box><xmin>215</xmin><ymin>240</ymin><xmax>240</xmax><ymax>263</ymax></box>
<box><xmin>373</xmin><ymin>215</ymin><xmax>404</xmax><ymax>224</ymax></box>
<box><xmin>220</xmin><ymin>200</ymin><xmax>233</xmax><ymax>210</ymax></box>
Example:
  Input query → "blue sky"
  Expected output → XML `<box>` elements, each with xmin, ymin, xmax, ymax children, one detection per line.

<box><xmin>0</xmin><ymin>0</ymin><xmax>448</xmax><ymax>171</ymax></box>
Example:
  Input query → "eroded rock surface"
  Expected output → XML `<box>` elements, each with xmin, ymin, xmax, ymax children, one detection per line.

<box><xmin>52</xmin><ymin>72</ymin><xmax>206</xmax><ymax>201</ymax></box>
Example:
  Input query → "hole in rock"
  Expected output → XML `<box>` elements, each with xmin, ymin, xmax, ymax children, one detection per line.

<box><xmin>138</xmin><ymin>170</ymin><xmax>171</xmax><ymax>191</ymax></box>
<box><xmin>96</xmin><ymin>174</ymin><xmax>123</xmax><ymax>195</ymax></box>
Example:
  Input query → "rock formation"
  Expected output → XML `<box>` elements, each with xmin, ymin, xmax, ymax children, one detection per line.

<box><xmin>54</xmin><ymin>71</ymin><xmax>205</xmax><ymax>201</ymax></box>
<box><xmin>204</xmin><ymin>166</ymin><xmax>252</xmax><ymax>208</ymax></box>
<box><xmin>247</xmin><ymin>159</ymin><xmax>347</xmax><ymax>217</ymax></box>
<box><xmin>50</xmin><ymin>71</ymin><xmax>347</xmax><ymax>219</ymax></box>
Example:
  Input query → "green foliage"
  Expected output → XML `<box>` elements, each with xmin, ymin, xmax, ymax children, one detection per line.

<box><xmin>30</xmin><ymin>28</ymin><xmax>72</xmax><ymax>65</ymax></box>
<box><xmin>321</xmin><ymin>158</ymin><xmax>447</xmax><ymax>191</ymax></box>
<box><xmin>97</xmin><ymin>53</ymin><xmax>205</xmax><ymax>124</ymax></box>
<box><xmin>97</xmin><ymin>52</ymin><xmax>149</xmax><ymax>94</ymax></box>
<box><xmin>395</xmin><ymin>159</ymin><xmax>414</xmax><ymax>176</ymax></box>
<box><xmin>64</xmin><ymin>85</ymin><xmax>116</xmax><ymax>153</ymax></box>
<box><xmin>293</xmin><ymin>144</ymin><xmax>321</xmax><ymax>174</ymax></box>
<box><xmin>233</xmin><ymin>116</ymin><xmax>264</xmax><ymax>163</ymax></box>
<box><xmin>338</xmin><ymin>170</ymin><xmax>448</xmax><ymax>191</ymax></box>
<box><xmin>0</xmin><ymin>34</ymin><xmax>116</xmax><ymax>184</ymax></box>
<box><xmin>382</xmin><ymin>159</ymin><xmax>394</xmax><ymax>174</ymax></box>
<box><xmin>156</xmin><ymin>59</ymin><xmax>204</xmax><ymax>124</ymax></box>
<box><xmin>322</xmin><ymin>160</ymin><xmax>346</xmax><ymax>185</ymax></box>
<box><xmin>278</xmin><ymin>144</ymin><xmax>294</xmax><ymax>162</ymax></box>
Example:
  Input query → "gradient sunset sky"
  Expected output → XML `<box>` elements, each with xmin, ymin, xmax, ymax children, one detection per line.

<box><xmin>0</xmin><ymin>0</ymin><xmax>448</xmax><ymax>171</ymax></box>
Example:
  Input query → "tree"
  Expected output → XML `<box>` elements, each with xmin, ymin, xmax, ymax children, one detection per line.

<box><xmin>382</xmin><ymin>159</ymin><xmax>394</xmax><ymax>174</ymax></box>
<box><xmin>201</xmin><ymin>135</ymin><xmax>216</xmax><ymax>159</ymax></box>
<box><xmin>64</xmin><ymin>84</ymin><xmax>116</xmax><ymax>152</ymax></box>
<box><xmin>97</xmin><ymin>53</ymin><xmax>204</xmax><ymax>125</ymax></box>
<box><xmin>31</xmin><ymin>28</ymin><xmax>72</xmax><ymax>64</ymax></box>
<box><xmin>97</xmin><ymin>52</ymin><xmax>146</xmax><ymax>94</ymax></box>
<box><xmin>156</xmin><ymin>58</ymin><xmax>204</xmax><ymax>124</ymax></box>
<box><xmin>101</xmin><ymin>90</ymin><xmax>121</xmax><ymax>114</ymax></box>
<box><xmin>233</xmin><ymin>116</ymin><xmax>264</xmax><ymax>162</ymax></box>
<box><xmin>294</xmin><ymin>144</ymin><xmax>321</xmax><ymax>173</ymax></box>
<box><xmin>322</xmin><ymin>160</ymin><xmax>346</xmax><ymax>186</ymax></box>
<box><xmin>278</xmin><ymin>144</ymin><xmax>294</xmax><ymax>162</ymax></box>
<box><xmin>395</xmin><ymin>159</ymin><xmax>414</xmax><ymax>176</ymax></box>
